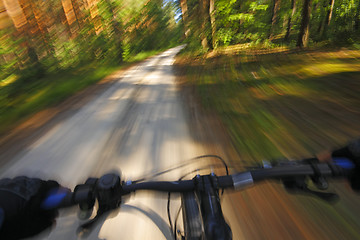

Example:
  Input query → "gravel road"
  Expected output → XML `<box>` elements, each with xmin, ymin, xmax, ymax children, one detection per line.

<box><xmin>0</xmin><ymin>46</ymin><xmax>208</xmax><ymax>239</ymax></box>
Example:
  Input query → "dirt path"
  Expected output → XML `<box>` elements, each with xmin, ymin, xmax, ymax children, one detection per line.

<box><xmin>0</xmin><ymin>46</ymin><xmax>209</xmax><ymax>240</ymax></box>
<box><xmin>0</xmin><ymin>63</ymin><xmax>134</xmax><ymax>167</ymax></box>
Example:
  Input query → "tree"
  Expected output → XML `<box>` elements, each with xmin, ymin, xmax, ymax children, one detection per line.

<box><xmin>61</xmin><ymin>0</ymin><xmax>80</xmax><ymax>35</ymax></box>
<box><xmin>297</xmin><ymin>0</ymin><xmax>311</xmax><ymax>47</ymax></box>
<box><xmin>179</xmin><ymin>0</ymin><xmax>190</xmax><ymax>37</ymax></box>
<box><xmin>199</xmin><ymin>0</ymin><xmax>211</xmax><ymax>49</ymax></box>
<box><xmin>355</xmin><ymin>0</ymin><xmax>360</xmax><ymax>30</ymax></box>
<box><xmin>284</xmin><ymin>0</ymin><xmax>296</xmax><ymax>41</ymax></box>
<box><xmin>5</xmin><ymin>0</ymin><xmax>45</xmax><ymax>77</ymax></box>
<box><xmin>269</xmin><ymin>0</ymin><xmax>281</xmax><ymax>40</ymax></box>
<box><xmin>85</xmin><ymin>0</ymin><xmax>103</xmax><ymax>34</ymax></box>
<box><xmin>321</xmin><ymin>0</ymin><xmax>335</xmax><ymax>38</ymax></box>
<box><xmin>103</xmin><ymin>0</ymin><xmax>124</xmax><ymax>62</ymax></box>
<box><xmin>209</xmin><ymin>0</ymin><xmax>216</xmax><ymax>47</ymax></box>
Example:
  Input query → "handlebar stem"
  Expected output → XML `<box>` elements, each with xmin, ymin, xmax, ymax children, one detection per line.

<box><xmin>194</xmin><ymin>175</ymin><xmax>232</xmax><ymax>240</ymax></box>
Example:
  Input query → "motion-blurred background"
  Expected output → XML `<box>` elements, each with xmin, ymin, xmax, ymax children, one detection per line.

<box><xmin>1</xmin><ymin>0</ymin><xmax>360</xmax><ymax>239</ymax></box>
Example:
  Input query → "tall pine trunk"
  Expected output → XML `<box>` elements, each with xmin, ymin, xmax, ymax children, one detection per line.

<box><xmin>86</xmin><ymin>0</ymin><xmax>103</xmax><ymax>34</ymax></box>
<box><xmin>209</xmin><ymin>0</ymin><xmax>216</xmax><ymax>48</ymax></box>
<box><xmin>284</xmin><ymin>0</ymin><xmax>296</xmax><ymax>41</ymax></box>
<box><xmin>355</xmin><ymin>0</ymin><xmax>360</xmax><ymax>30</ymax></box>
<box><xmin>104</xmin><ymin>0</ymin><xmax>123</xmax><ymax>63</ymax></box>
<box><xmin>269</xmin><ymin>0</ymin><xmax>280</xmax><ymax>40</ymax></box>
<box><xmin>61</xmin><ymin>0</ymin><xmax>79</xmax><ymax>36</ymax></box>
<box><xmin>179</xmin><ymin>0</ymin><xmax>190</xmax><ymax>37</ymax></box>
<box><xmin>297</xmin><ymin>0</ymin><xmax>311</xmax><ymax>48</ymax></box>
<box><xmin>199</xmin><ymin>0</ymin><xmax>210</xmax><ymax>49</ymax></box>
<box><xmin>17</xmin><ymin>0</ymin><xmax>43</xmax><ymax>68</ymax></box>
<box><xmin>71</xmin><ymin>0</ymin><xmax>85</xmax><ymax>29</ymax></box>
<box><xmin>317</xmin><ymin>0</ymin><xmax>327</xmax><ymax>37</ymax></box>
<box><xmin>322</xmin><ymin>0</ymin><xmax>335</xmax><ymax>38</ymax></box>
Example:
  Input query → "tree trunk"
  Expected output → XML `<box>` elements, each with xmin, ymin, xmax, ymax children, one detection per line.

<box><xmin>269</xmin><ymin>0</ymin><xmax>280</xmax><ymax>40</ymax></box>
<box><xmin>61</xmin><ymin>0</ymin><xmax>79</xmax><ymax>35</ymax></box>
<box><xmin>29</xmin><ymin>0</ymin><xmax>47</xmax><ymax>34</ymax></box>
<box><xmin>180</xmin><ymin>0</ymin><xmax>188</xmax><ymax>22</ymax></box>
<box><xmin>209</xmin><ymin>0</ymin><xmax>216</xmax><ymax>48</ymax></box>
<box><xmin>71</xmin><ymin>0</ymin><xmax>85</xmax><ymax>29</ymax></box>
<box><xmin>104</xmin><ymin>0</ymin><xmax>123</xmax><ymax>63</ymax></box>
<box><xmin>28</xmin><ymin>0</ymin><xmax>57</xmax><ymax>58</ymax></box>
<box><xmin>317</xmin><ymin>0</ymin><xmax>326</xmax><ymax>37</ymax></box>
<box><xmin>17</xmin><ymin>0</ymin><xmax>43</xmax><ymax>62</ymax></box>
<box><xmin>296</xmin><ymin>0</ymin><xmax>311</xmax><ymax>48</ymax></box>
<box><xmin>322</xmin><ymin>0</ymin><xmax>335</xmax><ymax>38</ymax></box>
<box><xmin>2</xmin><ymin>0</ymin><xmax>27</xmax><ymax>29</ymax></box>
<box><xmin>326</xmin><ymin>0</ymin><xmax>335</xmax><ymax>25</ymax></box>
<box><xmin>199</xmin><ymin>0</ymin><xmax>210</xmax><ymax>49</ymax></box>
<box><xmin>58</xmin><ymin>2</ymin><xmax>72</xmax><ymax>37</ymax></box>
<box><xmin>86</xmin><ymin>0</ymin><xmax>102</xmax><ymax>34</ymax></box>
<box><xmin>3</xmin><ymin>0</ymin><xmax>31</xmax><ymax>68</ymax></box>
<box><xmin>284</xmin><ymin>0</ymin><xmax>296</xmax><ymax>41</ymax></box>
<box><xmin>355</xmin><ymin>0</ymin><xmax>360</xmax><ymax>30</ymax></box>
<box><xmin>179</xmin><ymin>0</ymin><xmax>190</xmax><ymax>37</ymax></box>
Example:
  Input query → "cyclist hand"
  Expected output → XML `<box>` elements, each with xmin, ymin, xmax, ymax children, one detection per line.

<box><xmin>0</xmin><ymin>176</ymin><xmax>61</xmax><ymax>240</ymax></box>
<box><xmin>331</xmin><ymin>138</ymin><xmax>360</xmax><ymax>191</ymax></box>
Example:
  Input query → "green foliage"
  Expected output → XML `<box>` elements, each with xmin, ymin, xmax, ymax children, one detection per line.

<box><xmin>1</xmin><ymin>0</ymin><xmax>180</xmax><ymax>80</ymax></box>
<box><xmin>0</xmin><ymin>0</ymin><xmax>182</xmax><ymax>133</ymax></box>
<box><xmin>216</xmin><ymin>28</ymin><xmax>234</xmax><ymax>46</ymax></box>
<box><xmin>249</xmin><ymin>2</ymin><xmax>269</xmax><ymax>11</ymax></box>
<box><xmin>124</xmin><ymin>0</ymin><xmax>181</xmax><ymax>55</ymax></box>
<box><xmin>179</xmin><ymin>0</ymin><xmax>360</xmax><ymax>51</ymax></box>
<box><xmin>212</xmin><ymin>0</ymin><xmax>273</xmax><ymax>46</ymax></box>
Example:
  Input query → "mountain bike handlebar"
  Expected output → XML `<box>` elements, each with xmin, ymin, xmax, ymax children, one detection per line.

<box><xmin>39</xmin><ymin>157</ymin><xmax>356</xmax><ymax>240</ymax></box>
<box><xmin>42</xmin><ymin>158</ymin><xmax>354</xmax><ymax>210</ymax></box>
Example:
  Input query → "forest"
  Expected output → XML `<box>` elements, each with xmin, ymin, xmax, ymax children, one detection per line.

<box><xmin>175</xmin><ymin>0</ymin><xmax>360</xmax><ymax>160</ymax></box>
<box><xmin>0</xmin><ymin>0</ymin><xmax>181</xmax><ymax>133</ymax></box>
<box><xmin>179</xmin><ymin>0</ymin><xmax>360</xmax><ymax>50</ymax></box>
<box><xmin>3</xmin><ymin>0</ymin><xmax>360</xmax><ymax>86</ymax></box>
<box><xmin>1</xmin><ymin>0</ymin><xmax>360</xmax><ymax>147</ymax></box>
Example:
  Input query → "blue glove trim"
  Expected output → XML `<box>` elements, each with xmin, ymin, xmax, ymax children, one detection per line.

<box><xmin>333</xmin><ymin>157</ymin><xmax>356</xmax><ymax>169</ymax></box>
<box><xmin>41</xmin><ymin>192</ymin><xmax>67</xmax><ymax>210</ymax></box>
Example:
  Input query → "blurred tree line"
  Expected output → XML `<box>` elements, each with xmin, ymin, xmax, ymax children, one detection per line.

<box><xmin>0</xmin><ymin>0</ymin><xmax>181</xmax><ymax>84</ymax></box>
<box><xmin>177</xmin><ymin>0</ymin><xmax>360</xmax><ymax>50</ymax></box>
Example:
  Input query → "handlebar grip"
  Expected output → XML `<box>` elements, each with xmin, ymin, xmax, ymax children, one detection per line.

<box><xmin>41</xmin><ymin>184</ymin><xmax>95</xmax><ymax>210</ymax></box>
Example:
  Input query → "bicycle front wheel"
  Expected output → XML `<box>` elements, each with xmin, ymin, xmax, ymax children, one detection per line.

<box><xmin>181</xmin><ymin>192</ymin><xmax>203</xmax><ymax>240</ymax></box>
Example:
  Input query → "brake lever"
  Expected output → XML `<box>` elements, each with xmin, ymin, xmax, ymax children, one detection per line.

<box><xmin>282</xmin><ymin>176</ymin><xmax>339</xmax><ymax>203</ymax></box>
<box><xmin>77</xmin><ymin>209</ymin><xmax>113</xmax><ymax>238</ymax></box>
<box><xmin>302</xmin><ymin>187</ymin><xmax>339</xmax><ymax>202</ymax></box>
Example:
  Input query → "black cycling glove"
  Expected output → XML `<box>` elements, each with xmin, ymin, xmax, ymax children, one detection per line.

<box><xmin>332</xmin><ymin>138</ymin><xmax>360</xmax><ymax>191</ymax></box>
<box><xmin>0</xmin><ymin>176</ymin><xmax>60</xmax><ymax>240</ymax></box>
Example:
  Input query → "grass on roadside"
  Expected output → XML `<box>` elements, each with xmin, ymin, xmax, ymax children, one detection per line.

<box><xmin>0</xmin><ymin>50</ymin><xmax>164</xmax><ymax>135</ymax></box>
<box><xmin>176</xmin><ymin>47</ymin><xmax>360</xmax><ymax>162</ymax></box>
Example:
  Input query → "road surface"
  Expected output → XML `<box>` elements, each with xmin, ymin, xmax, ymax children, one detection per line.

<box><xmin>0</xmin><ymin>46</ymin><xmax>206</xmax><ymax>239</ymax></box>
